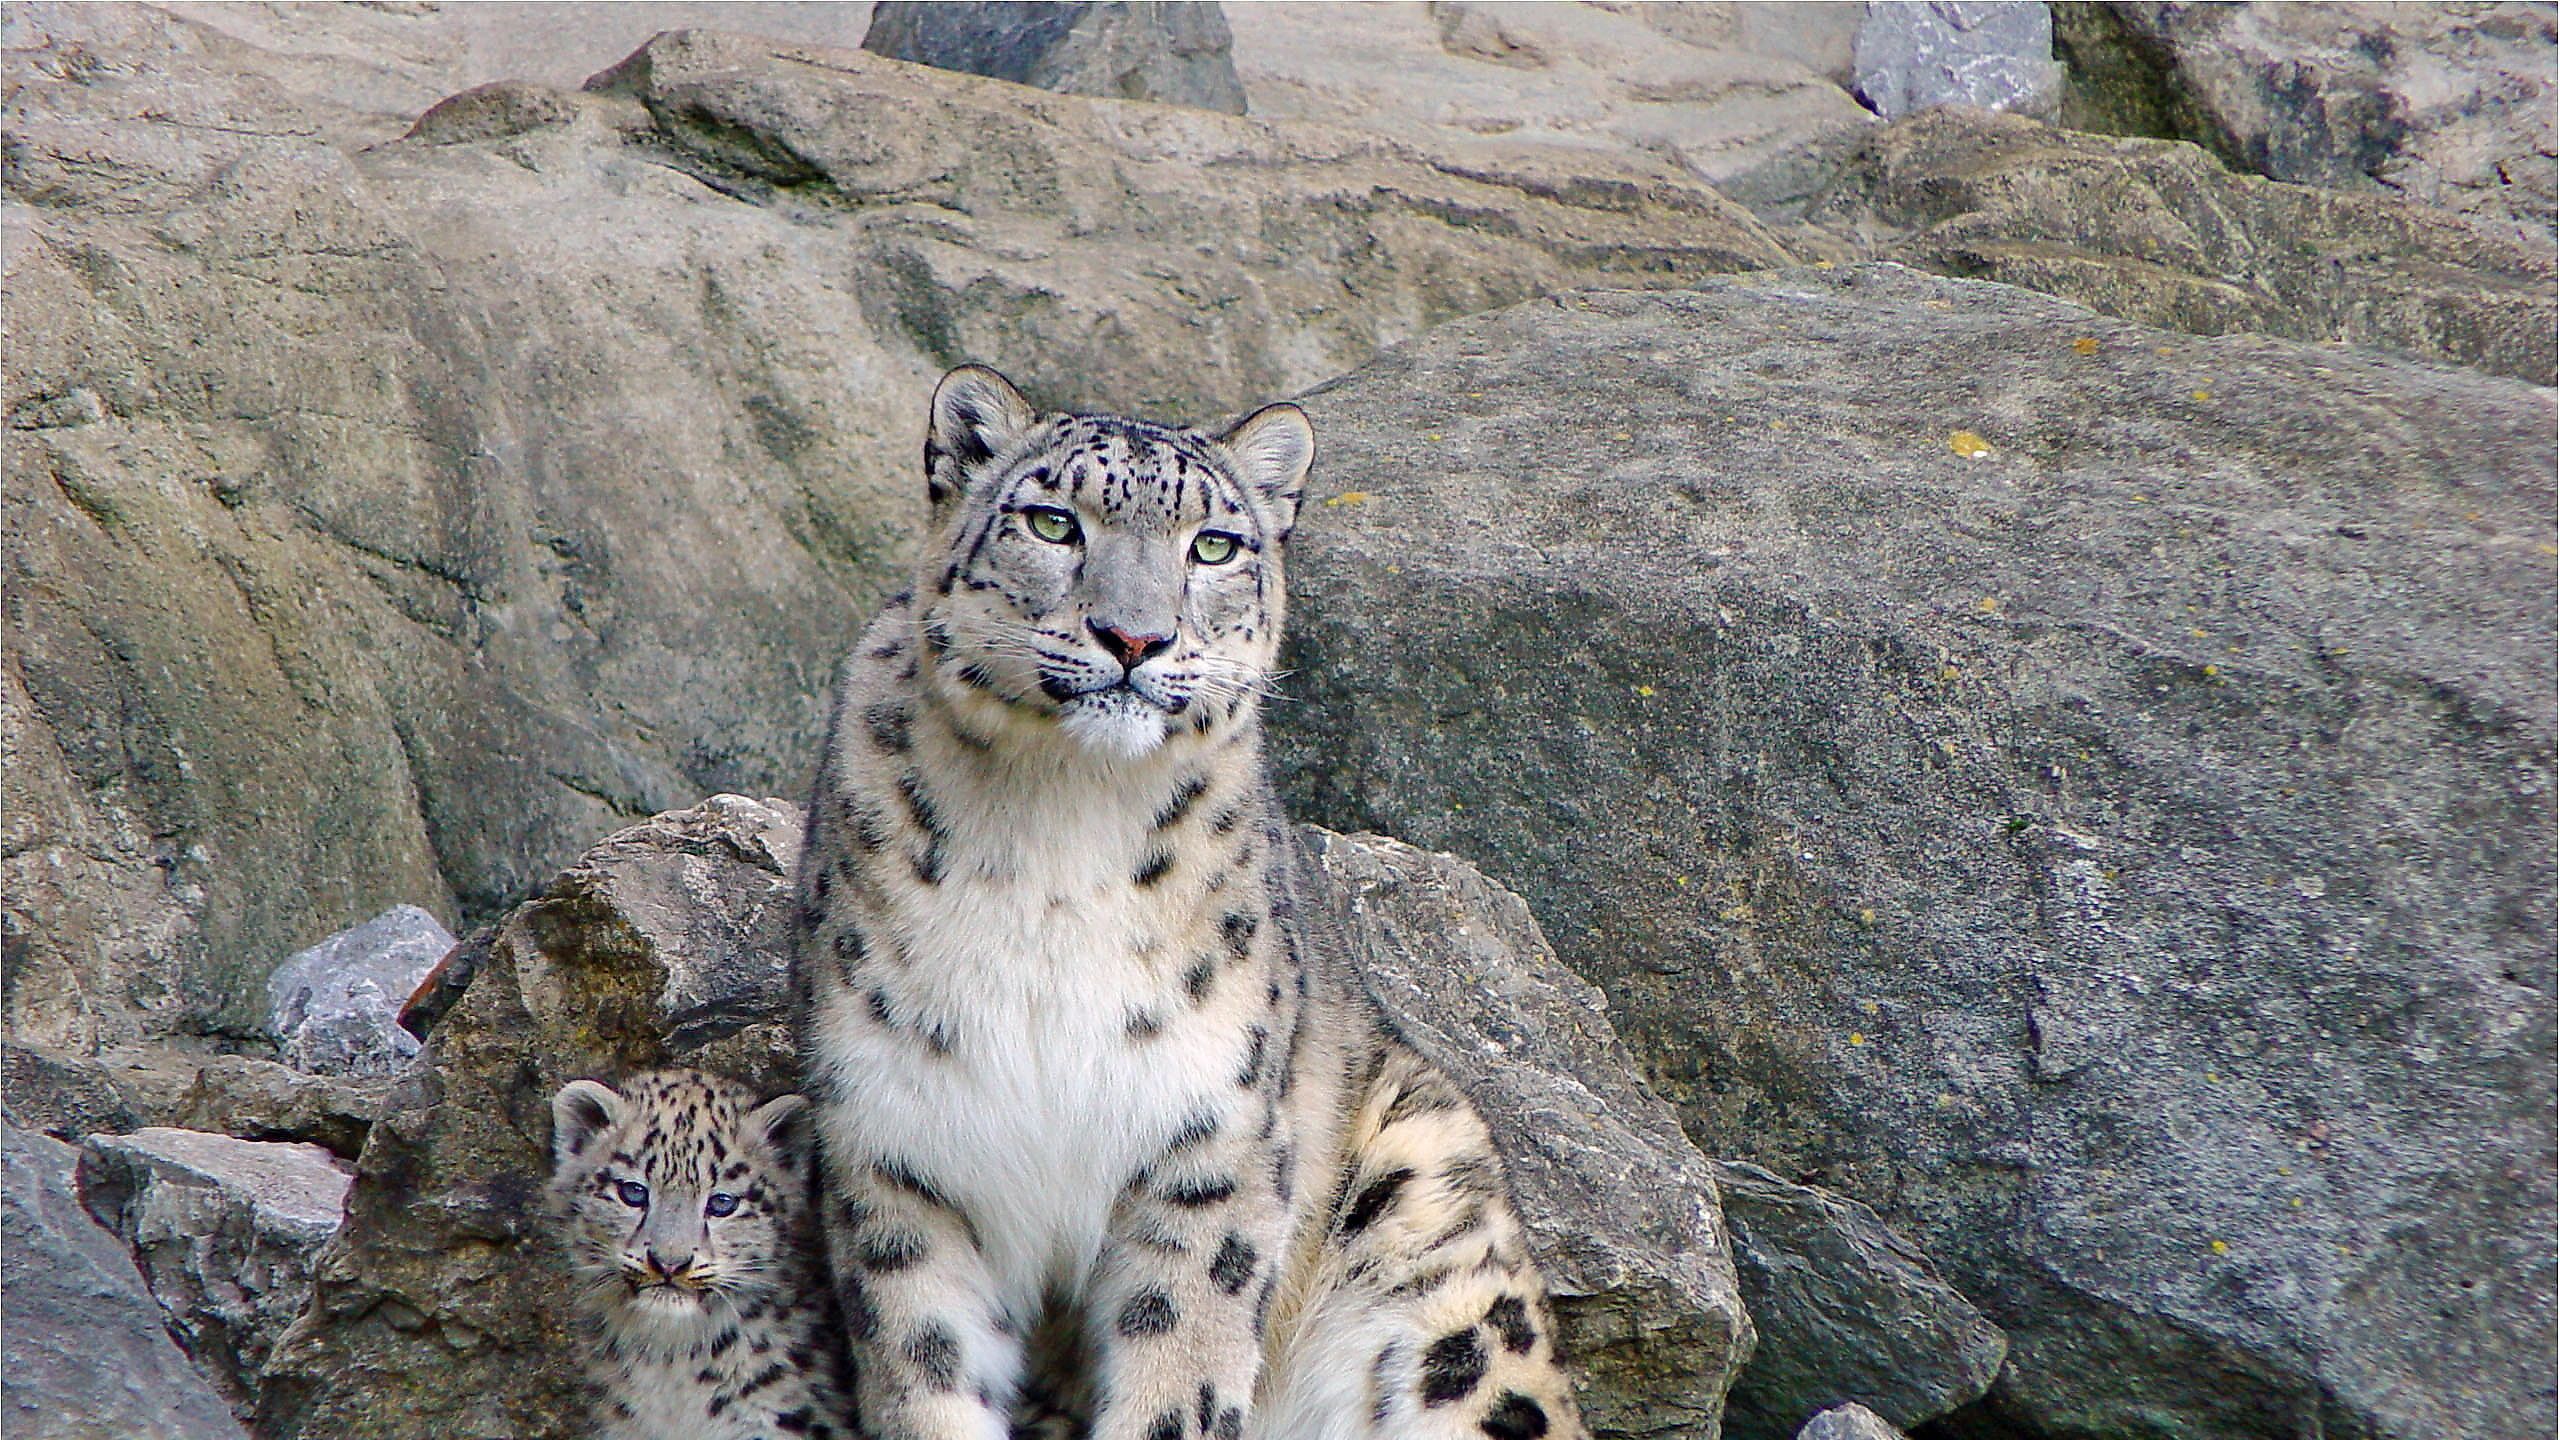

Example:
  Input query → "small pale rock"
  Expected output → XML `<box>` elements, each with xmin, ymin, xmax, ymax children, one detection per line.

<box><xmin>266</xmin><ymin>905</ymin><xmax>455</xmax><ymax>1077</ymax></box>
<box><xmin>2</xmin><ymin>1119</ymin><xmax>250</xmax><ymax>1440</ymax></box>
<box><xmin>1853</xmin><ymin>0</ymin><xmax>2060</xmax><ymax>120</ymax></box>
<box><xmin>79</xmin><ymin>1129</ymin><xmax>353</xmax><ymax>1418</ymax></box>
<box><xmin>1798</xmin><ymin>1403</ymin><xmax>1908</xmax><ymax>1440</ymax></box>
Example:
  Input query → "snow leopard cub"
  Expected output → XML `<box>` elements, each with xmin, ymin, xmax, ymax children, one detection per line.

<box><xmin>549</xmin><ymin>1067</ymin><xmax>858</xmax><ymax>1440</ymax></box>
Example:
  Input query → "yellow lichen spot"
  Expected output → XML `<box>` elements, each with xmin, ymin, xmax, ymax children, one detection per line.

<box><xmin>1614</xmin><ymin>432</ymin><xmax>1633</xmax><ymax>442</ymax></box>
<box><xmin>1673</xmin><ymin>875</ymin><xmax>1689</xmax><ymax>888</ymax></box>
<box><xmin>2202</xmin><ymin>664</ymin><xmax>2220</xmax><ymax>678</ymax></box>
<box><xmin>1859</xmin><ymin>999</ymin><xmax>1880</xmax><ymax>1016</ymax></box>
<box><xmin>1976</xmin><ymin>595</ymin><xmax>2001</xmax><ymax>614</ymax></box>
<box><xmin>1940</xmin><ymin>664</ymin><xmax>1960</xmax><ymax>681</ymax></box>
<box><xmin>2132</xmin><ymin>493</ymin><xmax>2150</xmax><ymax>503</ymax></box>
<box><xmin>2072</xmin><ymin>336</ymin><xmax>2101</xmax><ymax>356</ymax></box>
<box><xmin>2205</xmin><ymin>1072</ymin><xmax>2219</xmax><ymax>1084</ymax></box>
<box><xmin>1858</xmin><ymin>907</ymin><xmax>1878</xmax><ymax>925</ymax></box>
<box><xmin>2210</xmin><ymin>1239</ymin><xmax>2230</xmax><ymax>1255</ymax></box>
<box><xmin>1949</xmin><ymin>430</ymin><xmax>1995</xmax><ymax>459</ymax></box>
<box><xmin>1323</xmin><ymin>491</ymin><xmax>1374</xmax><ymax>508</ymax></box>
<box><xmin>2293</xmin><ymin>1197</ymin><xmax>2305</xmax><ymax>1208</ymax></box>
<box><xmin>1848</xmin><ymin>1032</ymin><xmax>1867</xmax><ymax>1046</ymax></box>
<box><xmin>2537</xmin><ymin>544</ymin><xmax>2558</xmax><ymax>557</ymax></box>
<box><xmin>1814</xmin><ymin>259</ymin><xmax>1836</xmax><ymax>269</ymax></box>
<box><xmin>2156</xmin><ymin>345</ymin><xmax>2177</xmax><ymax>357</ymax></box>
<box><xmin>2191</xmin><ymin>388</ymin><xmax>2213</xmax><ymax>403</ymax></box>
<box><xmin>1634</xmin><ymin>684</ymin><xmax>1656</xmax><ymax>697</ymax></box>
<box><xmin>1936</xmin><ymin>1092</ymin><xmax>1956</xmax><ymax>1108</ymax></box>
<box><xmin>1426</xmin><ymin>433</ymin><xmax>1445</xmax><ymax>442</ymax></box>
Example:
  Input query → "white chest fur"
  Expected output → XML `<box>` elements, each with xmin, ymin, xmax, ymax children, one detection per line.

<box><xmin>814</xmin><ymin>747</ymin><xmax>1252</xmax><ymax>1317</ymax></box>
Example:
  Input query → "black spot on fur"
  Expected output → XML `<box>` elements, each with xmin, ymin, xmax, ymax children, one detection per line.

<box><xmin>1236</xmin><ymin>1027</ymin><xmax>1267</xmax><ymax>1088</ymax></box>
<box><xmin>1214</xmin><ymin>1409</ymin><xmax>1243</xmax><ymax>1440</ymax></box>
<box><xmin>1184</xmin><ymin>958</ymin><xmax>1216</xmax><ymax>1001</ymax></box>
<box><xmin>1480</xmin><ymin>1392</ymin><xmax>1551</xmax><ymax>1439</ymax></box>
<box><xmin>1165</xmin><ymin>1109</ymin><xmax>1222</xmax><ymax>1152</ymax></box>
<box><xmin>1485</xmin><ymin>1295</ymin><xmax>1537</xmax><ymax>1354</ymax></box>
<box><xmin>1209</xmin><ymin>1234</ymin><xmax>1258</xmax><ymax>1294</ymax></box>
<box><xmin>1135</xmin><ymin>850</ymin><xmax>1175</xmax><ymax>888</ymax></box>
<box><xmin>1420</xmin><ymin>1328</ymin><xmax>1488</xmax><ymax>1407</ymax></box>
<box><xmin>1154</xmin><ymin>775</ymin><xmax>1209</xmax><ymax>830</ymax></box>
<box><xmin>1117</xmin><ymin>1287</ymin><xmax>1179</xmax><ymax>1338</ymax></box>
<box><xmin>1198</xmin><ymin>1382</ymin><xmax>1218</xmax><ymax>1432</ymax></box>
<box><xmin>859</xmin><ymin>1228</ymin><xmax>929</xmax><ymax>1273</ymax></box>
<box><xmin>1163</xmin><ymin>1176</ymin><xmax>1237</xmax><ymax>1207</ymax></box>
<box><xmin>1126</xmin><ymin>1008</ymin><xmax>1165</xmax><ymax>1041</ymax></box>
<box><xmin>1145</xmin><ymin>1412</ymin><xmax>1183</xmax><ymax>1440</ymax></box>
<box><xmin>905</xmin><ymin>1323</ymin><xmax>961</xmax><ymax>1391</ymax></box>
<box><xmin>864</xmin><ymin>701</ymin><xmax>912</xmax><ymax>753</ymax></box>
<box><xmin>1219</xmin><ymin>911</ymin><xmax>1258</xmax><ymax>958</ymax></box>
<box><xmin>1342</xmin><ymin>1168</ymin><xmax>1412</xmax><ymax>1235</ymax></box>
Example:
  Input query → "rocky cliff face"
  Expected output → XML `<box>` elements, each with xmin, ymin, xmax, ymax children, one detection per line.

<box><xmin>4</xmin><ymin>6</ymin><xmax>2551</xmax><ymax>1440</ymax></box>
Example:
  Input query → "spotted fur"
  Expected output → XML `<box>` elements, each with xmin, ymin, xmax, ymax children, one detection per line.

<box><xmin>793</xmin><ymin>367</ymin><xmax>1587</xmax><ymax>1440</ymax></box>
<box><xmin>549</xmin><ymin>1069</ymin><xmax>859</xmax><ymax>1440</ymax></box>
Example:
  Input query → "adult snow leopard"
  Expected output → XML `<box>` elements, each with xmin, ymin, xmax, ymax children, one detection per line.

<box><xmin>791</xmin><ymin>366</ymin><xmax>1584</xmax><ymax>1440</ymax></box>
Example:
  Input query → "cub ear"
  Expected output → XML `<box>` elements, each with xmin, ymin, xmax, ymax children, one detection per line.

<box><xmin>926</xmin><ymin>365</ymin><xmax>1038</xmax><ymax>516</ymax></box>
<box><xmin>550</xmin><ymin>1079</ymin><xmax>626</xmax><ymax>1170</ymax></box>
<box><xmin>748</xmin><ymin>1092</ymin><xmax>814</xmax><ymax>1174</ymax></box>
<box><xmin>1218</xmin><ymin>403</ymin><xmax>1315</xmax><ymax>541</ymax></box>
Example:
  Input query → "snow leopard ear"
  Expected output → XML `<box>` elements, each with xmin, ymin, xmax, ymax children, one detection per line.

<box><xmin>550</xmin><ymin>1079</ymin><xmax>626</xmax><ymax>1170</ymax></box>
<box><xmin>1218</xmin><ymin>402</ymin><xmax>1314</xmax><ymax>541</ymax></box>
<box><xmin>748</xmin><ymin>1093</ymin><xmax>813</xmax><ymax>1171</ymax></box>
<box><xmin>927</xmin><ymin>364</ymin><xmax>1038</xmax><ymax>516</ymax></box>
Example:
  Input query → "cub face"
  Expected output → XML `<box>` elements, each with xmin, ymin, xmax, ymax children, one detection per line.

<box><xmin>547</xmin><ymin>1070</ymin><xmax>810</xmax><ymax>1347</ymax></box>
<box><xmin>914</xmin><ymin>366</ymin><xmax>1315</xmax><ymax>760</ymax></box>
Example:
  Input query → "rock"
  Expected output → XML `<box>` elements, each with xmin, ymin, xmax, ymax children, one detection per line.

<box><xmin>1223</xmin><ymin>2</ymin><xmax>1878</xmax><ymax>210</ymax></box>
<box><xmin>1</xmin><ymin>1119</ymin><xmax>251</xmax><ymax>1440</ymax></box>
<box><xmin>1852</xmin><ymin>1</ymin><xmax>2062</xmax><ymax>120</ymax></box>
<box><xmin>77</xmin><ymin>1129</ymin><xmax>353</xmax><ymax>1419</ymax></box>
<box><xmin>266</xmin><ymin>905</ymin><xmax>456</xmax><ymax>1077</ymax></box>
<box><xmin>1796</xmin><ymin>1403</ymin><xmax>1907</xmax><ymax>1440</ymax></box>
<box><xmin>171</xmin><ymin>1056</ymin><xmax>392</xmax><ymax>1162</ymax></box>
<box><xmin>1711</xmin><ymin>1161</ymin><xmax>2004</xmax><ymax>1439</ymax></box>
<box><xmin>260</xmin><ymin>797</ymin><xmax>1747</xmax><ymax>1438</ymax></box>
<box><xmin>1269</xmin><ymin>268</ymin><xmax>2555</xmax><ymax>1440</ymax></box>
<box><xmin>2058</xmin><ymin>2</ymin><xmax>2559</xmax><ymax>244</ymax></box>
<box><xmin>1</xmin><ymin>1041</ymin><xmax>144</xmax><ymax>1138</ymax></box>
<box><xmin>3</xmin><ymin>16</ymin><xmax>1791</xmax><ymax>1046</ymax></box>
<box><xmin>862</xmin><ymin>1</ymin><xmax>1247</xmax><ymax>114</ymax></box>
<box><xmin>1301</xmin><ymin>830</ymin><xmax>1753</xmax><ymax>1439</ymax></box>
<box><xmin>1794</xmin><ymin>107</ymin><xmax>2557</xmax><ymax>385</ymax></box>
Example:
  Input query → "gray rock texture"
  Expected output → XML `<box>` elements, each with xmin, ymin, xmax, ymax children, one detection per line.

<box><xmin>260</xmin><ymin>798</ymin><xmax>1746</xmax><ymax>1439</ymax></box>
<box><xmin>78</xmin><ymin>1128</ymin><xmax>353</xmax><ymax>1419</ymax></box>
<box><xmin>1713</xmin><ymin>1161</ymin><xmax>2005</xmax><ymax>1439</ymax></box>
<box><xmin>2058</xmin><ymin>1</ymin><xmax>2559</xmax><ymax>244</ymax></box>
<box><xmin>1797</xmin><ymin>1403</ymin><xmax>1907</xmax><ymax>1440</ymax></box>
<box><xmin>2</xmin><ymin>1119</ymin><xmax>251</xmax><ymax>1440</ymax></box>
<box><xmin>1269</xmin><ymin>268</ymin><xmax>2555</xmax><ymax>1440</ymax></box>
<box><xmin>1792</xmin><ymin>106</ymin><xmax>2557</xmax><ymax>385</ymax></box>
<box><xmin>1</xmin><ymin>14</ymin><xmax>1789</xmax><ymax>1048</ymax></box>
<box><xmin>863</xmin><ymin>1</ymin><xmax>1247</xmax><ymax>114</ymax></box>
<box><xmin>1853</xmin><ymin>1</ymin><xmax>2062</xmax><ymax>120</ymax></box>
<box><xmin>266</xmin><ymin>905</ymin><xmax>455</xmax><ymax>1077</ymax></box>
<box><xmin>171</xmin><ymin>1056</ymin><xmax>391</xmax><ymax>1162</ymax></box>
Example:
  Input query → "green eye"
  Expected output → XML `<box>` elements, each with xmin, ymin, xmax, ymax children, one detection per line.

<box><xmin>1025</xmin><ymin>507</ymin><xmax>1079</xmax><ymax>544</ymax></box>
<box><xmin>1190</xmin><ymin>532</ymin><xmax>1238</xmax><ymax>565</ymax></box>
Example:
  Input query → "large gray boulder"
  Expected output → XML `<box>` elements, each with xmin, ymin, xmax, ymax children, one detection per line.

<box><xmin>863</xmin><ymin>1</ymin><xmax>1247</xmax><ymax>114</ymax></box>
<box><xmin>2</xmin><ymin>1119</ymin><xmax>250</xmax><ymax>1440</ymax></box>
<box><xmin>1</xmin><ymin>16</ymin><xmax>1791</xmax><ymax>1047</ymax></box>
<box><xmin>1852</xmin><ymin>1</ymin><xmax>2061</xmax><ymax>121</ymax></box>
<box><xmin>1269</xmin><ymin>267</ymin><xmax>2555</xmax><ymax>1440</ymax></box>
<box><xmin>261</xmin><ymin>799</ymin><xmax>1748</xmax><ymax>1439</ymax></box>
<box><xmin>266</xmin><ymin>904</ymin><xmax>455</xmax><ymax>1077</ymax></box>
<box><xmin>1713</xmin><ymin>1161</ymin><xmax>2005</xmax><ymax>1439</ymax></box>
<box><xmin>78</xmin><ymin>1129</ymin><xmax>353</xmax><ymax>1419</ymax></box>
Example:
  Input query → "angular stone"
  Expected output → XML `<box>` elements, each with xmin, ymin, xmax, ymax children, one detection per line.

<box><xmin>1</xmin><ymin>1041</ymin><xmax>143</xmax><ymax>1139</ymax></box>
<box><xmin>77</xmin><ymin>1129</ymin><xmax>352</xmax><ymax>1419</ymax></box>
<box><xmin>1270</xmin><ymin>268</ymin><xmax>2555</xmax><ymax>1440</ymax></box>
<box><xmin>267</xmin><ymin>905</ymin><xmax>456</xmax><ymax>1077</ymax></box>
<box><xmin>1797</xmin><ymin>1403</ymin><xmax>1907</xmax><ymax>1440</ymax></box>
<box><xmin>1795</xmin><ymin>106</ymin><xmax>2556</xmax><ymax>384</ymax></box>
<box><xmin>171</xmin><ymin>1056</ymin><xmax>392</xmax><ymax>1162</ymax></box>
<box><xmin>1301</xmin><ymin>830</ymin><xmax>1753</xmax><ymax>1439</ymax></box>
<box><xmin>261</xmin><ymin>798</ymin><xmax>1744</xmax><ymax>1438</ymax></box>
<box><xmin>2</xmin><ymin>1119</ymin><xmax>250</xmax><ymax>1440</ymax></box>
<box><xmin>864</xmin><ymin>1</ymin><xmax>1247</xmax><ymax>114</ymax></box>
<box><xmin>2061</xmin><ymin>1</ymin><xmax>2558</xmax><ymax>244</ymax></box>
<box><xmin>1712</xmin><ymin>1161</ymin><xmax>2004</xmax><ymax>1439</ymax></box>
<box><xmin>1853</xmin><ymin>0</ymin><xmax>2061</xmax><ymax>120</ymax></box>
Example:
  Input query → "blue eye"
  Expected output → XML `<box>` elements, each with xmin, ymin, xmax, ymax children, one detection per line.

<box><xmin>616</xmin><ymin>1179</ymin><xmax>649</xmax><ymax>1208</ymax></box>
<box><xmin>705</xmin><ymin>1192</ymin><xmax>739</xmax><ymax>1218</ymax></box>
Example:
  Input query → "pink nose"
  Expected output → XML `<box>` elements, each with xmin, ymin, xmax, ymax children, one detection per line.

<box><xmin>1090</xmin><ymin>621</ymin><xmax>1173</xmax><ymax>671</ymax></box>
